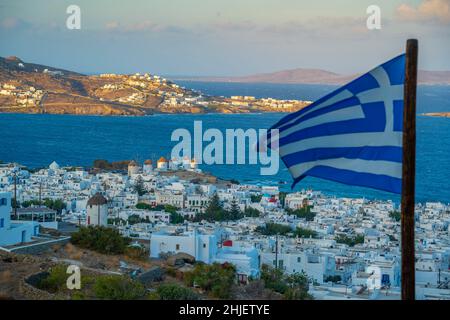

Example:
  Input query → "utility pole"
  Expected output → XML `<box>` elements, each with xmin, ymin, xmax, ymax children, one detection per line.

<box><xmin>401</xmin><ymin>39</ymin><xmax>418</xmax><ymax>301</ymax></box>
<box><xmin>13</xmin><ymin>171</ymin><xmax>17</xmax><ymax>219</ymax></box>
<box><xmin>39</xmin><ymin>179</ymin><xmax>42</xmax><ymax>207</ymax></box>
<box><xmin>275</xmin><ymin>233</ymin><xmax>279</xmax><ymax>269</ymax></box>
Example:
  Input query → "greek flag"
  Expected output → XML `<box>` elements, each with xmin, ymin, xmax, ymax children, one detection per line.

<box><xmin>268</xmin><ymin>54</ymin><xmax>405</xmax><ymax>194</ymax></box>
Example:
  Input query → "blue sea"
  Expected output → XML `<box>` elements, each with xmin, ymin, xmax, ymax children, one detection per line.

<box><xmin>0</xmin><ymin>82</ymin><xmax>449</xmax><ymax>203</ymax></box>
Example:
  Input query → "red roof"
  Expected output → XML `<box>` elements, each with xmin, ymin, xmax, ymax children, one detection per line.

<box><xmin>223</xmin><ymin>240</ymin><xmax>233</xmax><ymax>247</ymax></box>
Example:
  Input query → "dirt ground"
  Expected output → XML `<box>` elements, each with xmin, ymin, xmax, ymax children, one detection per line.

<box><xmin>0</xmin><ymin>251</ymin><xmax>54</xmax><ymax>299</ymax></box>
<box><xmin>0</xmin><ymin>243</ymin><xmax>279</xmax><ymax>300</ymax></box>
<box><xmin>0</xmin><ymin>243</ymin><xmax>164</xmax><ymax>299</ymax></box>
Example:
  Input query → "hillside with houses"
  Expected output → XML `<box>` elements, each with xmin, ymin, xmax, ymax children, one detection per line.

<box><xmin>0</xmin><ymin>56</ymin><xmax>311</xmax><ymax>116</ymax></box>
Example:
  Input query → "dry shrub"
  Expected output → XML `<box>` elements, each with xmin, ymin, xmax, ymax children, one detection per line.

<box><xmin>0</xmin><ymin>270</ymin><xmax>12</xmax><ymax>284</ymax></box>
<box><xmin>51</xmin><ymin>244</ymin><xmax>62</xmax><ymax>252</ymax></box>
<box><xmin>64</xmin><ymin>243</ymin><xmax>76</xmax><ymax>254</ymax></box>
<box><xmin>65</xmin><ymin>243</ymin><xmax>83</xmax><ymax>260</ymax></box>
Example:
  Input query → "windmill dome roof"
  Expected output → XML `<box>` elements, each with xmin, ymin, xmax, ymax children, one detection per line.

<box><xmin>128</xmin><ymin>160</ymin><xmax>138</xmax><ymax>167</ymax></box>
<box><xmin>87</xmin><ymin>193</ymin><xmax>108</xmax><ymax>206</ymax></box>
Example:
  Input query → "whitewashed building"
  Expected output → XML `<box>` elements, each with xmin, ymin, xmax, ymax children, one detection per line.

<box><xmin>0</xmin><ymin>192</ymin><xmax>39</xmax><ymax>246</ymax></box>
<box><xmin>86</xmin><ymin>193</ymin><xmax>108</xmax><ymax>226</ymax></box>
<box><xmin>150</xmin><ymin>228</ymin><xmax>219</xmax><ymax>263</ymax></box>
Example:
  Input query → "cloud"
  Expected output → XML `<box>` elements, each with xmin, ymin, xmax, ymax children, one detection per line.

<box><xmin>105</xmin><ymin>21</ymin><xmax>120</xmax><ymax>30</ymax></box>
<box><xmin>104</xmin><ymin>20</ymin><xmax>187</xmax><ymax>34</ymax></box>
<box><xmin>397</xmin><ymin>0</ymin><xmax>450</xmax><ymax>24</ymax></box>
<box><xmin>206</xmin><ymin>16</ymin><xmax>369</xmax><ymax>38</ymax></box>
<box><xmin>211</xmin><ymin>20</ymin><xmax>258</xmax><ymax>32</ymax></box>
<box><xmin>0</xmin><ymin>17</ymin><xmax>29</xmax><ymax>29</ymax></box>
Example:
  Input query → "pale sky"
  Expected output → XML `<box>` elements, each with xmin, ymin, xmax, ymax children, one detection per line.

<box><xmin>0</xmin><ymin>0</ymin><xmax>449</xmax><ymax>76</ymax></box>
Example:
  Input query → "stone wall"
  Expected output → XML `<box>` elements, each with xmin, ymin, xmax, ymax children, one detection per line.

<box><xmin>10</xmin><ymin>237</ymin><xmax>70</xmax><ymax>255</ymax></box>
<box><xmin>20</xmin><ymin>272</ymin><xmax>57</xmax><ymax>300</ymax></box>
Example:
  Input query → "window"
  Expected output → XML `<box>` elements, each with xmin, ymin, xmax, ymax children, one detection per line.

<box><xmin>203</xmin><ymin>244</ymin><xmax>206</xmax><ymax>248</ymax></box>
<box><xmin>176</xmin><ymin>244</ymin><xmax>180</xmax><ymax>250</ymax></box>
<box><xmin>0</xmin><ymin>198</ymin><xmax>7</xmax><ymax>206</ymax></box>
<box><xmin>0</xmin><ymin>218</ymin><xmax>4</xmax><ymax>228</ymax></box>
<box><xmin>297</xmin><ymin>257</ymin><xmax>301</xmax><ymax>263</ymax></box>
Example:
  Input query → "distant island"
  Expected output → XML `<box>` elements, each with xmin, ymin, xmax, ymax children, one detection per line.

<box><xmin>422</xmin><ymin>112</ymin><xmax>450</xmax><ymax>118</ymax></box>
<box><xmin>174</xmin><ymin>68</ymin><xmax>450</xmax><ymax>85</ymax></box>
<box><xmin>0</xmin><ymin>56</ymin><xmax>311</xmax><ymax>116</ymax></box>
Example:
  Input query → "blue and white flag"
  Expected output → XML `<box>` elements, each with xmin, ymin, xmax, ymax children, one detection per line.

<box><xmin>268</xmin><ymin>54</ymin><xmax>406</xmax><ymax>193</ymax></box>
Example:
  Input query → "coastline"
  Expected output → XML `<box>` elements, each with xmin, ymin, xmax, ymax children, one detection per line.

<box><xmin>0</xmin><ymin>110</ymin><xmax>289</xmax><ymax>117</ymax></box>
<box><xmin>422</xmin><ymin>112</ymin><xmax>450</xmax><ymax>118</ymax></box>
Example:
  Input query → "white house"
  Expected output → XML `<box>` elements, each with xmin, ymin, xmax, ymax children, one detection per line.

<box><xmin>186</xmin><ymin>194</ymin><xmax>210</xmax><ymax>213</ymax></box>
<box><xmin>150</xmin><ymin>228</ymin><xmax>219</xmax><ymax>264</ymax></box>
<box><xmin>155</xmin><ymin>190</ymin><xmax>185</xmax><ymax>208</ymax></box>
<box><xmin>260</xmin><ymin>249</ymin><xmax>335</xmax><ymax>284</ymax></box>
<box><xmin>214</xmin><ymin>244</ymin><xmax>260</xmax><ymax>281</ymax></box>
<box><xmin>0</xmin><ymin>192</ymin><xmax>39</xmax><ymax>246</ymax></box>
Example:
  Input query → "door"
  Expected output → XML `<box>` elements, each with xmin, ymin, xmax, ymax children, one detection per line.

<box><xmin>21</xmin><ymin>230</ymin><xmax>26</xmax><ymax>243</ymax></box>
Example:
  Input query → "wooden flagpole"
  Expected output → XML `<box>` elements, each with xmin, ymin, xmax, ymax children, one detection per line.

<box><xmin>401</xmin><ymin>39</ymin><xmax>418</xmax><ymax>301</ymax></box>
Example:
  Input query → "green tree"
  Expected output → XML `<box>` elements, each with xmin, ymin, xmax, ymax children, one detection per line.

<box><xmin>284</xmin><ymin>272</ymin><xmax>312</xmax><ymax>300</ymax></box>
<box><xmin>260</xmin><ymin>264</ymin><xmax>287</xmax><ymax>293</ymax></box>
<box><xmin>133</xmin><ymin>176</ymin><xmax>147</xmax><ymax>196</ymax></box>
<box><xmin>227</xmin><ymin>198</ymin><xmax>242</xmax><ymax>220</ymax></box>
<box><xmin>244</xmin><ymin>207</ymin><xmax>260</xmax><ymax>217</ymax></box>
<box><xmin>184</xmin><ymin>263</ymin><xmax>236</xmax><ymax>299</ymax></box>
<box><xmin>260</xmin><ymin>265</ymin><xmax>312</xmax><ymax>300</ymax></box>
<box><xmin>108</xmin><ymin>217</ymin><xmax>126</xmax><ymax>226</ymax></box>
<box><xmin>255</xmin><ymin>223</ymin><xmax>292</xmax><ymax>236</ymax></box>
<box><xmin>21</xmin><ymin>200</ymin><xmax>41</xmax><ymax>208</ymax></box>
<box><xmin>136</xmin><ymin>202</ymin><xmax>152</xmax><ymax>210</ymax></box>
<box><xmin>170</xmin><ymin>211</ymin><xmax>184</xmax><ymax>224</ymax></box>
<box><xmin>128</xmin><ymin>214</ymin><xmax>145</xmax><ymax>225</ymax></box>
<box><xmin>36</xmin><ymin>265</ymin><xmax>68</xmax><ymax>293</ymax></box>
<box><xmin>279</xmin><ymin>192</ymin><xmax>288</xmax><ymax>207</ymax></box>
<box><xmin>198</xmin><ymin>193</ymin><xmax>224</xmax><ymax>222</ymax></box>
<box><xmin>94</xmin><ymin>275</ymin><xmax>145</xmax><ymax>300</ymax></box>
<box><xmin>335</xmin><ymin>234</ymin><xmax>365</xmax><ymax>247</ymax></box>
<box><xmin>250</xmin><ymin>194</ymin><xmax>262</xmax><ymax>203</ymax></box>
<box><xmin>71</xmin><ymin>226</ymin><xmax>131</xmax><ymax>254</ymax></box>
<box><xmin>154</xmin><ymin>284</ymin><xmax>199</xmax><ymax>300</ymax></box>
<box><xmin>286</xmin><ymin>206</ymin><xmax>315</xmax><ymax>221</ymax></box>
<box><xmin>294</xmin><ymin>227</ymin><xmax>318</xmax><ymax>239</ymax></box>
<box><xmin>324</xmin><ymin>275</ymin><xmax>341</xmax><ymax>283</ymax></box>
<box><xmin>389</xmin><ymin>210</ymin><xmax>401</xmax><ymax>222</ymax></box>
<box><xmin>164</xmin><ymin>205</ymin><xmax>178</xmax><ymax>214</ymax></box>
<box><xmin>42</xmin><ymin>199</ymin><xmax>66</xmax><ymax>213</ymax></box>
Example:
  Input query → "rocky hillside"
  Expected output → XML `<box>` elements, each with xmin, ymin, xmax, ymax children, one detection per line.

<box><xmin>0</xmin><ymin>56</ymin><xmax>171</xmax><ymax>115</ymax></box>
<box><xmin>0</xmin><ymin>56</ymin><xmax>310</xmax><ymax>116</ymax></box>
